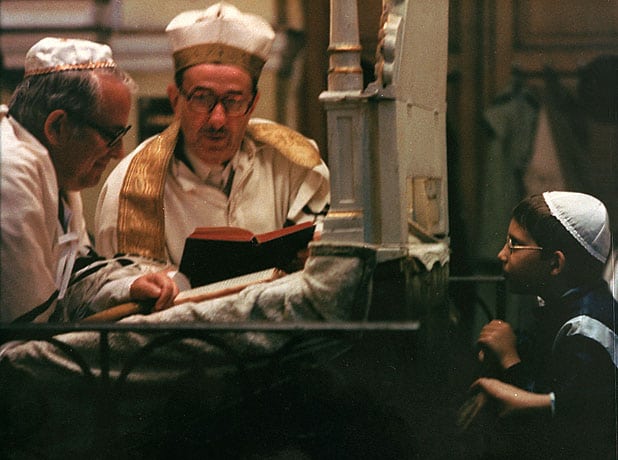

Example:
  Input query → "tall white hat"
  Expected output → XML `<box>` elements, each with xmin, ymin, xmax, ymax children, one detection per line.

<box><xmin>24</xmin><ymin>37</ymin><xmax>116</xmax><ymax>77</ymax></box>
<box><xmin>165</xmin><ymin>2</ymin><xmax>275</xmax><ymax>79</ymax></box>
<box><xmin>543</xmin><ymin>191</ymin><xmax>611</xmax><ymax>263</ymax></box>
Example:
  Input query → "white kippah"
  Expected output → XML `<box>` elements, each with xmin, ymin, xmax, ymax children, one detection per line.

<box><xmin>543</xmin><ymin>191</ymin><xmax>611</xmax><ymax>263</ymax></box>
<box><xmin>165</xmin><ymin>2</ymin><xmax>275</xmax><ymax>78</ymax></box>
<box><xmin>24</xmin><ymin>37</ymin><xmax>116</xmax><ymax>77</ymax></box>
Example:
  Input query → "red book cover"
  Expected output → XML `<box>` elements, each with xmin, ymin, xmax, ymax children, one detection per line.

<box><xmin>179</xmin><ymin>222</ymin><xmax>315</xmax><ymax>287</ymax></box>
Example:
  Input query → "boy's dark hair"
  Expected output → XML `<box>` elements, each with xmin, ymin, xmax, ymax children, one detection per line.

<box><xmin>512</xmin><ymin>194</ymin><xmax>606</xmax><ymax>284</ymax></box>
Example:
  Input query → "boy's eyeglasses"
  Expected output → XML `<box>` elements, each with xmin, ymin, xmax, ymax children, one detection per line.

<box><xmin>178</xmin><ymin>86</ymin><xmax>254</xmax><ymax>117</ymax></box>
<box><xmin>506</xmin><ymin>236</ymin><xmax>544</xmax><ymax>254</ymax></box>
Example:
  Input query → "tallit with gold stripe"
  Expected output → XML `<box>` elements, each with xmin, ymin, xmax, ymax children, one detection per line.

<box><xmin>116</xmin><ymin>120</ymin><xmax>321</xmax><ymax>260</ymax></box>
<box><xmin>117</xmin><ymin>120</ymin><xmax>180</xmax><ymax>260</ymax></box>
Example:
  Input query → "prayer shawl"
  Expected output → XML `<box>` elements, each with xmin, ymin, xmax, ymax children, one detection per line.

<box><xmin>114</xmin><ymin>119</ymin><xmax>326</xmax><ymax>261</ymax></box>
<box><xmin>0</xmin><ymin>242</ymin><xmax>376</xmax><ymax>458</ymax></box>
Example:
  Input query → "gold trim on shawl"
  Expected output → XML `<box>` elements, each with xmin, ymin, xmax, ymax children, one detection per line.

<box><xmin>117</xmin><ymin>120</ymin><xmax>181</xmax><ymax>260</ymax></box>
<box><xmin>246</xmin><ymin>121</ymin><xmax>322</xmax><ymax>169</ymax></box>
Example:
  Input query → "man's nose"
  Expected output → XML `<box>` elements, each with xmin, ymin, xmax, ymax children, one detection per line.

<box><xmin>207</xmin><ymin>102</ymin><xmax>228</xmax><ymax>126</ymax></box>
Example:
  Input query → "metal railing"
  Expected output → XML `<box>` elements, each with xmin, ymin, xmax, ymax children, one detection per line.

<box><xmin>0</xmin><ymin>276</ymin><xmax>505</xmax><ymax>458</ymax></box>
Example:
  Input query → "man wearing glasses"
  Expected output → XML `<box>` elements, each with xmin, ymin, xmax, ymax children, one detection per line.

<box><xmin>94</xmin><ymin>2</ymin><xmax>330</xmax><ymax>268</ymax></box>
<box><xmin>0</xmin><ymin>37</ymin><xmax>179</xmax><ymax>322</ymax></box>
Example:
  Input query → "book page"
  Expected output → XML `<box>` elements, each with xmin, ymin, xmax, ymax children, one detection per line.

<box><xmin>174</xmin><ymin>268</ymin><xmax>280</xmax><ymax>303</ymax></box>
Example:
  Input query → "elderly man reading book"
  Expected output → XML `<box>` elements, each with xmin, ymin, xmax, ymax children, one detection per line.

<box><xmin>95</xmin><ymin>3</ymin><xmax>330</xmax><ymax>270</ymax></box>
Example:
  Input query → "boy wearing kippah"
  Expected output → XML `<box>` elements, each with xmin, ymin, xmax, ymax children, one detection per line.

<box><xmin>473</xmin><ymin>192</ymin><xmax>616</xmax><ymax>459</ymax></box>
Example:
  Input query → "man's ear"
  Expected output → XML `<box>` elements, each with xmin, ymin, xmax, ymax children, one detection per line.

<box><xmin>550</xmin><ymin>250</ymin><xmax>566</xmax><ymax>275</ymax></box>
<box><xmin>43</xmin><ymin>109</ymin><xmax>71</xmax><ymax>146</ymax></box>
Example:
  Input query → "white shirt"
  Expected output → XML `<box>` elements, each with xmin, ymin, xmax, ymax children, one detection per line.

<box><xmin>0</xmin><ymin>106</ymin><xmax>141</xmax><ymax>323</ymax></box>
<box><xmin>0</xmin><ymin>106</ymin><xmax>90</xmax><ymax>322</ymax></box>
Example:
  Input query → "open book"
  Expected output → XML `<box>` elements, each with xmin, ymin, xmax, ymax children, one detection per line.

<box><xmin>83</xmin><ymin>268</ymin><xmax>283</xmax><ymax>323</ymax></box>
<box><xmin>179</xmin><ymin>222</ymin><xmax>315</xmax><ymax>287</ymax></box>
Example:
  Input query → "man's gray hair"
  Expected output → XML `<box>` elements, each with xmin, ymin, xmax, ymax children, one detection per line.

<box><xmin>8</xmin><ymin>67</ymin><xmax>137</xmax><ymax>141</ymax></box>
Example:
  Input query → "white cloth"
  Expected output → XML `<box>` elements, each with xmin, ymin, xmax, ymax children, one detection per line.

<box><xmin>0</xmin><ymin>105</ymin><xmax>138</xmax><ymax>322</ymax></box>
<box><xmin>0</xmin><ymin>242</ymin><xmax>377</xmax><ymax>458</ymax></box>
<box><xmin>0</xmin><ymin>106</ymin><xmax>90</xmax><ymax>322</ymax></box>
<box><xmin>166</xmin><ymin>2</ymin><xmax>275</xmax><ymax>61</ymax></box>
<box><xmin>95</xmin><ymin>120</ymin><xmax>330</xmax><ymax>266</ymax></box>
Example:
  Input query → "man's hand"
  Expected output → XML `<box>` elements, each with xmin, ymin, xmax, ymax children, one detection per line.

<box><xmin>471</xmin><ymin>378</ymin><xmax>551</xmax><ymax>417</ymax></box>
<box><xmin>477</xmin><ymin>319</ymin><xmax>521</xmax><ymax>369</ymax></box>
<box><xmin>130</xmin><ymin>270</ymin><xmax>179</xmax><ymax>312</ymax></box>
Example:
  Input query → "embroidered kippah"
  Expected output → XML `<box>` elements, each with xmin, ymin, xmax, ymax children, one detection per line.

<box><xmin>24</xmin><ymin>37</ymin><xmax>116</xmax><ymax>77</ymax></box>
<box><xmin>543</xmin><ymin>191</ymin><xmax>611</xmax><ymax>263</ymax></box>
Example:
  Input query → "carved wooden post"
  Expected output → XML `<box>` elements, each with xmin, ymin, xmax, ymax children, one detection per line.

<box><xmin>326</xmin><ymin>0</ymin><xmax>363</xmax><ymax>92</ymax></box>
<box><xmin>321</xmin><ymin>0</ymin><xmax>451</xmax><ymax>326</ymax></box>
<box><xmin>320</xmin><ymin>0</ymin><xmax>374</xmax><ymax>243</ymax></box>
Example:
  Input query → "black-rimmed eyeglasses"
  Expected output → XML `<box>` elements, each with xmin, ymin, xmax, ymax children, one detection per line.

<box><xmin>80</xmin><ymin>118</ymin><xmax>132</xmax><ymax>148</ymax></box>
<box><xmin>178</xmin><ymin>86</ymin><xmax>255</xmax><ymax>117</ymax></box>
<box><xmin>506</xmin><ymin>236</ymin><xmax>544</xmax><ymax>254</ymax></box>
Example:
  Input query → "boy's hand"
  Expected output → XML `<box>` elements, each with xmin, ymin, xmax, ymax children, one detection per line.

<box><xmin>477</xmin><ymin>320</ymin><xmax>521</xmax><ymax>369</ymax></box>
